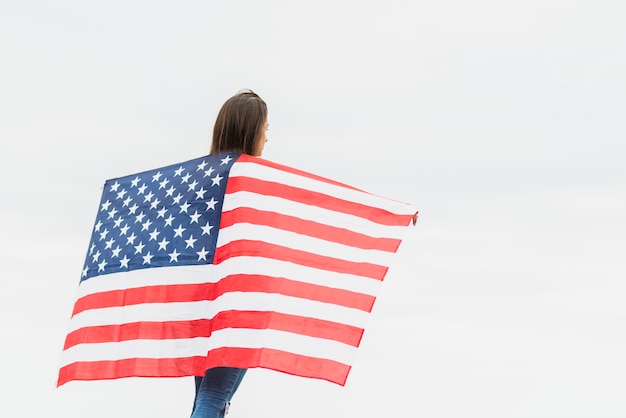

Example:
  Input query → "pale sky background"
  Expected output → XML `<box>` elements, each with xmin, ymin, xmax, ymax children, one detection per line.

<box><xmin>1</xmin><ymin>1</ymin><xmax>625</xmax><ymax>417</ymax></box>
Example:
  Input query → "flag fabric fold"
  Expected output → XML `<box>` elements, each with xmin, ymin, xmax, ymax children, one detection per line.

<box><xmin>58</xmin><ymin>153</ymin><xmax>416</xmax><ymax>387</ymax></box>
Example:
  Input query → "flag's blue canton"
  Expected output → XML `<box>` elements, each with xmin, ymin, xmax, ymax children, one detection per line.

<box><xmin>80</xmin><ymin>153</ymin><xmax>238</xmax><ymax>283</ymax></box>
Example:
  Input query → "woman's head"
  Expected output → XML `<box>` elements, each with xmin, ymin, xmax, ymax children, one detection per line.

<box><xmin>210</xmin><ymin>89</ymin><xmax>268</xmax><ymax>156</ymax></box>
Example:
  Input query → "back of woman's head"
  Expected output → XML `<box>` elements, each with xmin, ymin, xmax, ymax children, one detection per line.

<box><xmin>211</xmin><ymin>89</ymin><xmax>268</xmax><ymax>156</ymax></box>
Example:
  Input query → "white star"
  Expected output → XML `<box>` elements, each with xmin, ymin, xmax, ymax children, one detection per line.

<box><xmin>129</xmin><ymin>203</ymin><xmax>139</xmax><ymax>214</ymax></box>
<box><xmin>135</xmin><ymin>212</ymin><xmax>146</xmax><ymax>223</ymax></box>
<box><xmin>187</xmin><ymin>179</ymin><xmax>198</xmax><ymax>191</ymax></box>
<box><xmin>142</xmin><ymin>252</ymin><xmax>154</xmax><ymax>264</ymax></box>
<box><xmin>111</xmin><ymin>246</ymin><xmax>122</xmax><ymax>257</ymax></box>
<box><xmin>220</xmin><ymin>155</ymin><xmax>233</xmax><ymax>165</ymax></box>
<box><xmin>101</xmin><ymin>200</ymin><xmax>112</xmax><ymax>211</ymax></box>
<box><xmin>164</xmin><ymin>214</ymin><xmax>175</xmax><ymax>227</ymax></box>
<box><xmin>174</xmin><ymin>166</ymin><xmax>184</xmax><ymax>176</ymax></box>
<box><xmin>141</xmin><ymin>219</ymin><xmax>153</xmax><ymax>231</ymax></box>
<box><xmin>165</xmin><ymin>186</ymin><xmax>176</xmax><ymax>197</ymax></box>
<box><xmin>196</xmin><ymin>247</ymin><xmax>209</xmax><ymax>261</ymax></box>
<box><xmin>179</xmin><ymin>201</ymin><xmax>191</xmax><ymax>213</ymax></box>
<box><xmin>130</xmin><ymin>176</ymin><xmax>141</xmax><ymax>187</ymax></box>
<box><xmin>116</xmin><ymin>189</ymin><xmax>127</xmax><ymax>200</ymax></box>
<box><xmin>189</xmin><ymin>210</ymin><xmax>201</xmax><ymax>224</ymax></box>
<box><xmin>149</xmin><ymin>228</ymin><xmax>160</xmax><ymax>241</ymax></box>
<box><xmin>158</xmin><ymin>237</ymin><xmax>170</xmax><ymax>251</ymax></box>
<box><xmin>82</xmin><ymin>266</ymin><xmax>89</xmax><ymax>277</ymax></box>
<box><xmin>134</xmin><ymin>241</ymin><xmax>145</xmax><ymax>254</ymax></box>
<box><xmin>157</xmin><ymin>207</ymin><xmax>168</xmax><ymax>218</ymax></box>
<box><xmin>150</xmin><ymin>198</ymin><xmax>161</xmax><ymax>210</ymax></box>
<box><xmin>168</xmin><ymin>249</ymin><xmax>180</xmax><ymax>262</ymax></box>
<box><xmin>89</xmin><ymin>243</ymin><xmax>96</xmax><ymax>255</ymax></box>
<box><xmin>110</xmin><ymin>181</ymin><xmax>120</xmax><ymax>192</ymax></box>
<box><xmin>92</xmin><ymin>250</ymin><xmax>101</xmax><ymax>263</ymax></box>
<box><xmin>144</xmin><ymin>191</ymin><xmax>154</xmax><ymax>202</ymax></box>
<box><xmin>173</xmin><ymin>225</ymin><xmax>186</xmax><ymax>237</ymax></box>
<box><xmin>205</xmin><ymin>197</ymin><xmax>218</xmax><ymax>210</ymax></box>
<box><xmin>152</xmin><ymin>171</ymin><xmax>162</xmax><ymax>182</ymax></box>
<box><xmin>185</xmin><ymin>235</ymin><xmax>197</xmax><ymax>249</ymax></box>
<box><xmin>94</xmin><ymin>220</ymin><xmax>103</xmax><ymax>232</ymax></box>
<box><xmin>197</xmin><ymin>160</ymin><xmax>207</xmax><ymax>170</ymax></box>
<box><xmin>120</xmin><ymin>224</ymin><xmax>130</xmax><ymax>235</ymax></box>
<box><xmin>204</xmin><ymin>167</ymin><xmax>215</xmax><ymax>177</ymax></box>
<box><xmin>195</xmin><ymin>187</ymin><xmax>207</xmax><ymax>199</ymax></box>
<box><xmin>159</xmin><ymin>178</ymin><xmax>169</xmax><ymax>189</ymax></box>
<box><xmin>211</xmin><ymin>173</ymin><xmax>223</xmax><ymax>186</ymax></box>
<box><xmin>137</xmin><ymin>183</ymin><xmax>147</xmax><ymax>194</ymax></box>
<box><xmin>181</xmin><ymin>173</ymin><xmax>191</xmax><ymax>183</ymax></box>
<box><xmin>126</xmin><ymin>233</ymin><xmax>137</xmax><ymax>245</ymax></box>
<box><xmin>107</xmin><ymin>207</ymin><xmax>118</xmax><ymax>219</ymax></box>
<box><xmin>172</xmin><ymin>194</ymin><xmax>183</xmax><ymax>204</ymax></box>
<box><xmin>105</xmin><ymin>238</ymin><xmax>115</xmax><ymax>249</ymax></box>
<box><xmin>99</xmin><ymin>228</ymin><xmax>109</xmax><ymax>240</ymax></box>
<box><xmin>201</xmin><ymin>222</ymin><xmax>213</xmax><ymax>235</ymax></box>
<box><xmin>98</xmin><ymin>260</ymin><xmax>108</xmax><ymax>272</ymax></box>
<box><xmin>122</xmin><ymin>196</ymin><xmax>132</xmax><ymax>207</ymax></box>
<box><xmin>120</xmin><ymin>255</ymin><xmax>130</xmax><ymax>268</ymax></box>
<box><xmin>113</xmin><ymin>216</ymin><xmax>123</xmax><ymax>228</ymax></box>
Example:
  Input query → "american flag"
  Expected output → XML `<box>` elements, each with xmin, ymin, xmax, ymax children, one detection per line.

<box><xmin>58</xmin><ymin>153</ymin><xmax>416</xmax><ymax>387</ymax></box>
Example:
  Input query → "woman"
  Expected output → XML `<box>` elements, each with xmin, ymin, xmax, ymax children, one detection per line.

<box><xmin>190</xmin><ymin>88</ymin><xmax>268</xmax><ymax>418</ymax></box>
<box><xmin>190</xmin><ymin>88</ymin><xmax>417</xmax><ymax>417</ymax></box>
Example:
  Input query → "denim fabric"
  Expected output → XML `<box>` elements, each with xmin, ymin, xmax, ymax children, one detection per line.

<box><xmin>190</xmin><ymin>367</ymin><xmax>247</xmax><ymax>418</ymax></box>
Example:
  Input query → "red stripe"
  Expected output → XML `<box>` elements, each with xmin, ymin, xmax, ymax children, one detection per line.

<box><xmin>63</xmin><ymin>310</ymin><xmax>364</xmax><ymax>350</ymax></box>
<box><xmin>220</xmin><ymin>207</ymin><xmax>402</xmax><ymax>252</ymax></box>
<box><xmin>203</xmin><ymin>347</ymin><xmax>350</xmax><ymax>385</ymax></box>
<box><xmin>226</xmin><ymin>176</ymin><xmax>409</xmax><ymax>227</ymax></box>
<box><xmin>215</xmin><ymin>240</ymin><xmax>389</xmax><ymax>280</ymax></box>
<box><xmin>72</xmin><ymin>274</ymin><xmax>375</xmax><ymax>316</ymax></box>
<box><xmin>236</xmin><ymin>154</ymin><xmax>362</xmax><ymax>192</ymax></box>
<box><xmin>58</xmin><ymin>347</ymin><xmax>350</xmax><ymax>387</ymax></box>
<box><xmin>57</xmin><ymin>356</ymin><xmax>207</xmax><ymax>387</ymax></box>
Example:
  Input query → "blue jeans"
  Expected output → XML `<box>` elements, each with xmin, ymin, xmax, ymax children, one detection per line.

<box><xmin>190</xmin><ymin>367</ymin><xmax>247</xmax><ymax>418</ymax></box>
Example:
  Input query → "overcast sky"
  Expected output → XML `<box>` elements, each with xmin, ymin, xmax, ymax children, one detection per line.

<box><xmin>1</xmin><ymin>1</ymin><xmax>625</xmax><ymax>417</ymax></box>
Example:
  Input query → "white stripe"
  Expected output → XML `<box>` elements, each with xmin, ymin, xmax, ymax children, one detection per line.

<box><xmin>231</xmin><ymin>161</ymin><xmax>417</xmax><ymax>216</ymax></box>
<box><xmin>206</xmin><ymin>327</ymin><xmax>356</xmax><ymax>364</ymax></box>
<box><xmin>60</xmin><ymin>328</ymin><xmax>356</xmax><ymax>368</ymax></box>
<box><xmin>67</xmin><ymin>291</ymin><xmax>370</xmax><ymax>333</ymax></box>
<box><xmin>75</xmin><ymin>258</ymin><xmax>382</xmax><ymax>300</ymax></box>
<box><xmin>60</xmin><ymin>336</ymin><xmax>208</xmax><ymax>367</ymax></box>
<box><xmin>221</xmin><ymin>256</ymin><xmax>382</xmax><ymax>297</ymax></box>
<box><xmin>217</xmin><ymin>223</ymin><xmax>396</xmax><ymax>267</ymax></box>
<box><xmin>218</xmin><ymin>256</ymin><xmax>382</xmax><ymax>297</ymax></box>
<box><xmin>74</xmin><ymin>264</ymin><xmax>222</xmax><ymax>299</ymax></box>
<box><xmin>222</xmin><ymin>190</ymin><xmax>409</xmax><ymax>240</ymax></box>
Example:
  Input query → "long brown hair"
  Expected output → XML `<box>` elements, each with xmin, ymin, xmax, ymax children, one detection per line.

<box><xmin>210</xmin><ymin>90</ymin><xmax>268</xmax><ymax>155</ymax></box>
